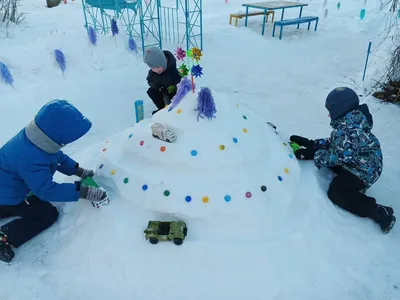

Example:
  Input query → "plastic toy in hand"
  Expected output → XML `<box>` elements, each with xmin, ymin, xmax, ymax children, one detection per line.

<box><xmin>80</xmin><ymin>177</ymin><xmax>110</xmax><ymax>208</ymax></box>
<box><xmin>289</xmin><ymin>135</ymin><xmax>319</xmax><ymax>160</ymax></box>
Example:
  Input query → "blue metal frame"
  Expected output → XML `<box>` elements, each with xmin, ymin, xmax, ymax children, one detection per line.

<box><xmin>82</xmin><ymin>0</ymin><xmax>202</xmax><ymax>55</ymax></box>
<box><xmin>242</xmin><ymin>2</ymin><xmax>308</xmax><ymax>35</ymax></box>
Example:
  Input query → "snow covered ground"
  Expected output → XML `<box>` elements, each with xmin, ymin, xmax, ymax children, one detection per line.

<box><xmin>1</xmin><ymin>0</ymin><xmax>400</xmax><ymax>299</ymax></box>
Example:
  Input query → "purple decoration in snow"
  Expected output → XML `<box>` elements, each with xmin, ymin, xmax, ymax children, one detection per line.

<box><xmin>195</xmin><ymin>87</ymin><xmax>217</xmax><ymax>121</ymax></box>
<box><xmin>111</xmin><ymin>19</ymin><xmax>119</xmax><ymax>36</ymax></box>
<box><xmin>128</xmin><ymin>36</ymin><xmax>138</xmax><ymax>53</ymax></box>
<box><xmin>88</xmin><ymin>26</ymin><xmax>97</xmax><ymax>46</ymax></box>
<box><xmin>54</xmin><ymin>49</ymin><xmax>66</xmax><ymax>74</ymax></box>
<box><xmin>167</xmin><ymin>77</ymin><xmax>192</xmax><ymax>111</ymax></box>
<box><xmin>0</xmin><ymin>61</ymin><xmax>14</xmax><ymax>87</ymax></box>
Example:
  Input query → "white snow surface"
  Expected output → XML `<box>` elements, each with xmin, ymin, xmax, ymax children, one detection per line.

<box><xmin>1</xmin><ymin>0</ymin><xmax>400</xmax><ymax>299</ymax></box>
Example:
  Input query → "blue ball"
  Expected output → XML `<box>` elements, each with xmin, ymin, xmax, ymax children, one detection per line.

<box><xmin>224</xmin><ymin>195</ymin><xmax>231</xmax><ymax>202</ymax></box>
<box><xmin>289</xmin><ymin>154</ymin><xmax>293</xmax><ymax>158</ymax></box>
<box><xmin>191</xmin><ymin>150</ymin><xmax>198</xmax><ymax>156</ymax></box>
<box><xmin>128</xmin><ymin>134</ymin><xmax>133</xmax><ymax>139</ymax></box>
<box><xmin>278</xmin><ymin>176</ymin><xmax>282</xmax><ymax>181</ymax></box>
<box><xmin>142</xmin><ymin>184</ymin><xmax>148</xmax><ymax>191</ymax></box>
<box><xmin>185</xmin><ymin>196</ymin><xmax>192</xmax><ymax>202</ymax></box>
<box><xmin>233</xmin><ymin>138</ymin><xmax>238</xmax><ymax>143</ymax></box>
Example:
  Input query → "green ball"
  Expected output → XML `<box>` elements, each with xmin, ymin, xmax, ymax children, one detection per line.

<box><xmin>164</xmin><ymin>190</ymin><xmax>170</xmax><ymax>196</ymax></box>
<box><xmin>123</xmin><ymin>178</ymin><xmax>129</xmax><ymax>184</ymax></box>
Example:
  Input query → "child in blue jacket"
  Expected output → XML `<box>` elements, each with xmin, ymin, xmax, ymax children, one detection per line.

<box><xmin>290</xmin><ymin>87</ymin><xmax>395</xmax><ymax>233</ymax></box>
<box><xmin>0</xmin><ymin>100</ymin><xmax>108</xmax><ymax>263</ymax></box>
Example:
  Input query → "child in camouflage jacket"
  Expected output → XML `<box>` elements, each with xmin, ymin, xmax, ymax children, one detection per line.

<box><xmin>291</xmin><ymin>87</ymin><xmax>395</xmax><ymax>233</ymax></box>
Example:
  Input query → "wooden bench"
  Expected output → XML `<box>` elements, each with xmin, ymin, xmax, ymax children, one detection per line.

<box><xmin>272</xmin><ymin>16</ymin><xmax>319</xmax><ymax>39</ymax></box>
<box><xmin>229</xmin><ymin>11</ymin><xmax>275</xmax><ymax>27</ymax></box>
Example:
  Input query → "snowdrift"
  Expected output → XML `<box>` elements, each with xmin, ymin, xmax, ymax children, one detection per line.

<box><xmin>94</xmin><ymin>79</ymin><xmax>300</xmax><ymax>240</ymax></box>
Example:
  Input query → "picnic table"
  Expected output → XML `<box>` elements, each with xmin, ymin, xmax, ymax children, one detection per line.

<box><xmin>242</xmin><ymin>1</ymin><xmax>308</xmax><ymax>35</ymax></box>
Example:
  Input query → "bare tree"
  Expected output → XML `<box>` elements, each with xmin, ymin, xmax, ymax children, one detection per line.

<box><xmin>0</xmin><ymin>0</ymin><xmax>25</xmax><ymax>29</ymax></box>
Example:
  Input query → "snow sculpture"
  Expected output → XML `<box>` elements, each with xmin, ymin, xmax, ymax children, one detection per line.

<box><xmin>95</xmin><ymin>83</ymin><xmax>300</xmax><ymax>240</ymax></box>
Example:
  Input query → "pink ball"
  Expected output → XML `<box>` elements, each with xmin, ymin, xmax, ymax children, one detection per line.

<box><xmin>246</xmin><ymin>192</ymin><xmax>252</xmax><ymax>198</ymax></box>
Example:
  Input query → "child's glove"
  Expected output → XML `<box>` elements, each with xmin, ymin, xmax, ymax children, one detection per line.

<box><xmin>76</xmin><ymin>167</ymin><xmax>94</xmax><ymax>179</ymax></box>
<box><xmin>80</xmin><ymin>186</ymin><xmax>108</xmax><ymax>202</ymax></box>
<box><xmin>294</xmin><ymin>148</ymin><xmax>317</xmax><ymax>160</ymax></box>
<box><xmin>290</xmin><ymin>135</ymin><xmax>315</xmax><ymax>148</ymax></box>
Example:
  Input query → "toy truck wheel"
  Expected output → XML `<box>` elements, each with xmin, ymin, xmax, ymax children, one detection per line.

<box><xmin>152</xmin><ymin>134</ymin><xmax>159</xmax><ymax>139</ymax></box>
<box><xmin>149</xmin><ymin>237</ymin><xmax>159</xmax><ymax>244</ymax></box>
<box><xmin>166</xmin><ymin>139</ymin><xmax>170</xmax><ymax>143</ymax></box>
<box><xmin>173</xmin><ymin>238</ymin><xmax>183</xmax><ymax>245</ymax></box>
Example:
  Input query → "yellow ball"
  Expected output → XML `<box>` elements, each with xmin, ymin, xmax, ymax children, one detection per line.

<box><xmin>202</xmin><ymin>196</ymin><xmax>209</xmax><ymax>203</ymax></box>
<box><xmin>284</xmin><ymin>168</ymin><xmax>289</xmax><ymax>173</ymax></box>
<box><xmin>219</xmin><ymin>145</ymin><xmax>225</xmax><ymax>150</ymax></box>
<box><xmin>177</xmin><ymin>109</ymin><xmax>182</xmax><ymax>114</ymax></box>
<box><xmin>243</xmin><ymin>128</ymin><xmax>248</xmax><ymax>133</ymax></box>
<box><xmin>111</xmin><ymin>169</ymin><xmax>116</xmax><ymax>175</ymax></box>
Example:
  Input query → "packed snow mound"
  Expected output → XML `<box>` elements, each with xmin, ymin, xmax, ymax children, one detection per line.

<box><xmin>95</xmin><ymin>81</ymin><xmax>300</xmax><ymax>238</ymax></box>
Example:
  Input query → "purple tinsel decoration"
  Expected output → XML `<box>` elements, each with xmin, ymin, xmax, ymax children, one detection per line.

<box><xmin>175</xmin><ymin>47</ymin><xmax>186</xmax><ymax>60</ymax></box>
<box><xmin>88</xmin><ymin>26</ymin><xmax>97</xmax><ymax>46</ymax></box>
<box><xmin>195</xmin><ymin>87</ymin><xmax>217</xmax><ymax>121</ymax></box>
<box><xmin>168</xmin><ymin>77</ymin><xmax>192</xmax><ymax>111</ymax></box>
<box><xmin>54</xmin><ymin>49</ymin><xmax>66</xmax><ymax>74</ymax></box>
<box><xmin>128</xmin><ymin>36</ymin><xmax>138</xmax><ymax>53</ymax></box>
<box><xmin>111</xmin><ymin>19</ymin><xmax>119</xmax><ymax>36</ymax></box>
<box><xmin>191</xmin><ymin>64</ymin><xmax>203</xmax><ymax>78</ymax></box>
<box><xmin>0</xmin><ymin>61</ymin><xmax>14</xmax><ymax>87</ymax></box>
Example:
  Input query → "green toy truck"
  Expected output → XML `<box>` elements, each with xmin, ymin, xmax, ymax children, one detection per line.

<box><xmin>144</xmin><ymin>221</ymin><xmax>188</xmax><ymax>245</ymax></box>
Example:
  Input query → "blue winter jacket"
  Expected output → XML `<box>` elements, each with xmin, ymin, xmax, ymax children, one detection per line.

<box><xmin>0</xmin><ymin>100</ymin><xmax>92</xmax><ymax>206</ymax></box>
<box><xmin>313</xmin><ymin>104</ymin><xmax>383</xmax><ymax>188</ymax></box>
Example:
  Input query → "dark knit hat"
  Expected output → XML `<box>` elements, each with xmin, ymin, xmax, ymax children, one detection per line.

<box><xmin>325</xmin><ymin>87</ymin><xmax>359</xmax><ymax>120</ymax></box>
<box><xmin>143</xmin><ymin>47</ymin><xmax>167</xmax><ymax>70</ymax></box>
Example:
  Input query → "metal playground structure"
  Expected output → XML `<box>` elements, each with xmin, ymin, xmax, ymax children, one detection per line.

<box><xmin>81</xmin><ymin>0</ymin><xmax>203</xmax><ymax>54</ymax></box>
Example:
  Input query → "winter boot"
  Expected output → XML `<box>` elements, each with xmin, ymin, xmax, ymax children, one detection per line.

<box><xmin>0</xmin><ymin>232</ymin><xmax>14</xmax><ymax>263</ymax></box>
<box><xmin>371</xmin><ymin>205</ymin><xmax>396</xmax><ymax>233</ymax></box>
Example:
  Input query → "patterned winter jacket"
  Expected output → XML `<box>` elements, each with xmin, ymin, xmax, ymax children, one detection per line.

<box><xmin>313</xmin><ymin>104</ymin><xmax>383</xmax><ymax>188</ymax></box>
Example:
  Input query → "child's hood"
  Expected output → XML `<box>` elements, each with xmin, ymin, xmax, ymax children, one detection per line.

<box><xmin>331</xmin><ymin>104</ymin><xmax>374</xmax><ymax>131</ymax></box>
<box><xmin>164</xmin><ymin>50</ymin><xmax>177</xmax><ymax>70</ymax></box>
<box><xmin>31</xmin><ymin>99</ymin><xmax>92</xmax><ymax>147</ymax></box>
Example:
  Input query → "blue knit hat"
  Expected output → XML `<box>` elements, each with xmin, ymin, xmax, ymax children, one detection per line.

<box><xmin>325</xmin><ymin>87</ymin><xmax>359</xmax><ymax>120</ymax></box>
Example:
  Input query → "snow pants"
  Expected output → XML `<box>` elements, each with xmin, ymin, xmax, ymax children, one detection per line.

<box><xmin>0</xmin><ymin>195</ymin><xmax>59</xmax><ymax>247</ymax></box>
<box><xmin>328</xmin><ymin>167</ymin><xmax>378</xmax><ymax>218</ymax></box>
<box><xmin>147</xmin><ymin>87</ymin><xmax>176</xmax><ymax>110</ymax></box>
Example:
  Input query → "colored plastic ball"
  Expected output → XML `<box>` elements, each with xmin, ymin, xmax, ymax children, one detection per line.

<box><xmin>243</xmin><ymin>128</ymin><xmax>248</xmax><ymax>133</ymax></box>
<box><xmin>129</xmin><ymin>134</ymin><xmax>133</xmax><ymax>138</ymax></box>
<box><xmin>202</xmin><ymin>196</ymin><xmax>209</xmax><ymax>203</ymax></box>
<box><xmin>245</xmin><ymin>192</ymin><xmax>252</xmax><ymax>198</ymax></box>
<box><xmin>160</xmin><ymin>146</ymin><xmax>166</xmax><ymax>152</ymax></box>
<box><xmin>185</xmin><ymin>196</ymin><xmax>192</xmax><ymax>202</ymax></box>
<box><xmin>219</xmin><ymin>145</ymin><xmax>225</xmax><ymax>150</ymax></box>
<box><xmin>164</xmin><ymin>190</ymin><xmax>170</xmax><ymax>196</ymax></box>
<box><xmin>191</xmin><ymin>150</ymin><xmax>198</xmax><ymax>156</ymax></box>
<box><xmin>123</xmin><ymin>178</ymin><xmax>129</xmax><ymax>184</ymax></box>
<box><xmin>233</xmin><ymin>137</ymin><xmax>238</xmax><ymax>143</ymax></box>
<box><xmin>142</xmin><ymin>184</ymin><xmax>148</xmax><ymax>191</ymax></box>
<box><xmin>140</xmin><ymin>141</ymin><xmax>144</xmax><ymax>146</ymax></box>
<box><xmin>278</xmin><ymin>176</ymin><xmax>283</xmax><ymax>181</ymax></box>
<box><xmin>224</xmin><ymin>195</ymin><xmax>231</xmax><ymax>202</ymax></box>
<box><xmin>261</xmin><ymin>185</ymin><xmax>267</xmax><ymax>192</ymax></box>
<box><xmin>284</xmin><ymin>168</ymin><xmax>289</xmax><ymax>173</ymax></box>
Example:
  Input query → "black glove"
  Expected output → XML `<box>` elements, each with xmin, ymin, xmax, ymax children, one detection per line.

<box><xmin>294</xmin><ymin>148</ymin><xmax>318</xmax><ymax>160</ymax></box>
<box><xmin>290</xmin><ymin>135</ymin><xmax>315</xmax><ymax>148</ymax></box>
<box><xmin>76</xmin><ymin>167</ymin><xmax>94</xmax><ymax>179</ymax></box>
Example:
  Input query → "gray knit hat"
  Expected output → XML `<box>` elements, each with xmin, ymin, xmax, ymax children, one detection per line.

<box><xmin>325</xmin><ymin>87</ymin><xmax>359</xmax><ymax>120</ymax></box>
<box><xmin>143</xmin><ymin>47</ymin><xmax>167</xmax><ymax>70</ymax></box>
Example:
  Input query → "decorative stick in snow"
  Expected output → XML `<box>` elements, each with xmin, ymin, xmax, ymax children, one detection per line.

<box><xmin>168</xmin><ymin>77</ymin><xmax>192</xmax><ymax>112</ymax></box>
<box><xmin>0</xmin><ymin>61</ymin><xmax>15</xmax><ymax>89</ymax></box>
<box><xmin>54</xmin><ymin>49</ymin><xmax>66</xmax><ymax>79</ymax></box>
<box><xmin>195</xmin><ymin>87</ymin><xmax>216</xmax><ymax>121</ymax></box>
<box><xmin>128</xmin><ymin>36</ymin><xmax>138</xmax><ymax>53</ymax></box>
<box><xmin>87</xmin><ymin>26</ymin><xmax>97</xmax><ymax>55</ymax></box>
<box><xmin>111</xmin><ymin>18</ymin><xmax>119</xmax><ymax>48</ymax></box>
